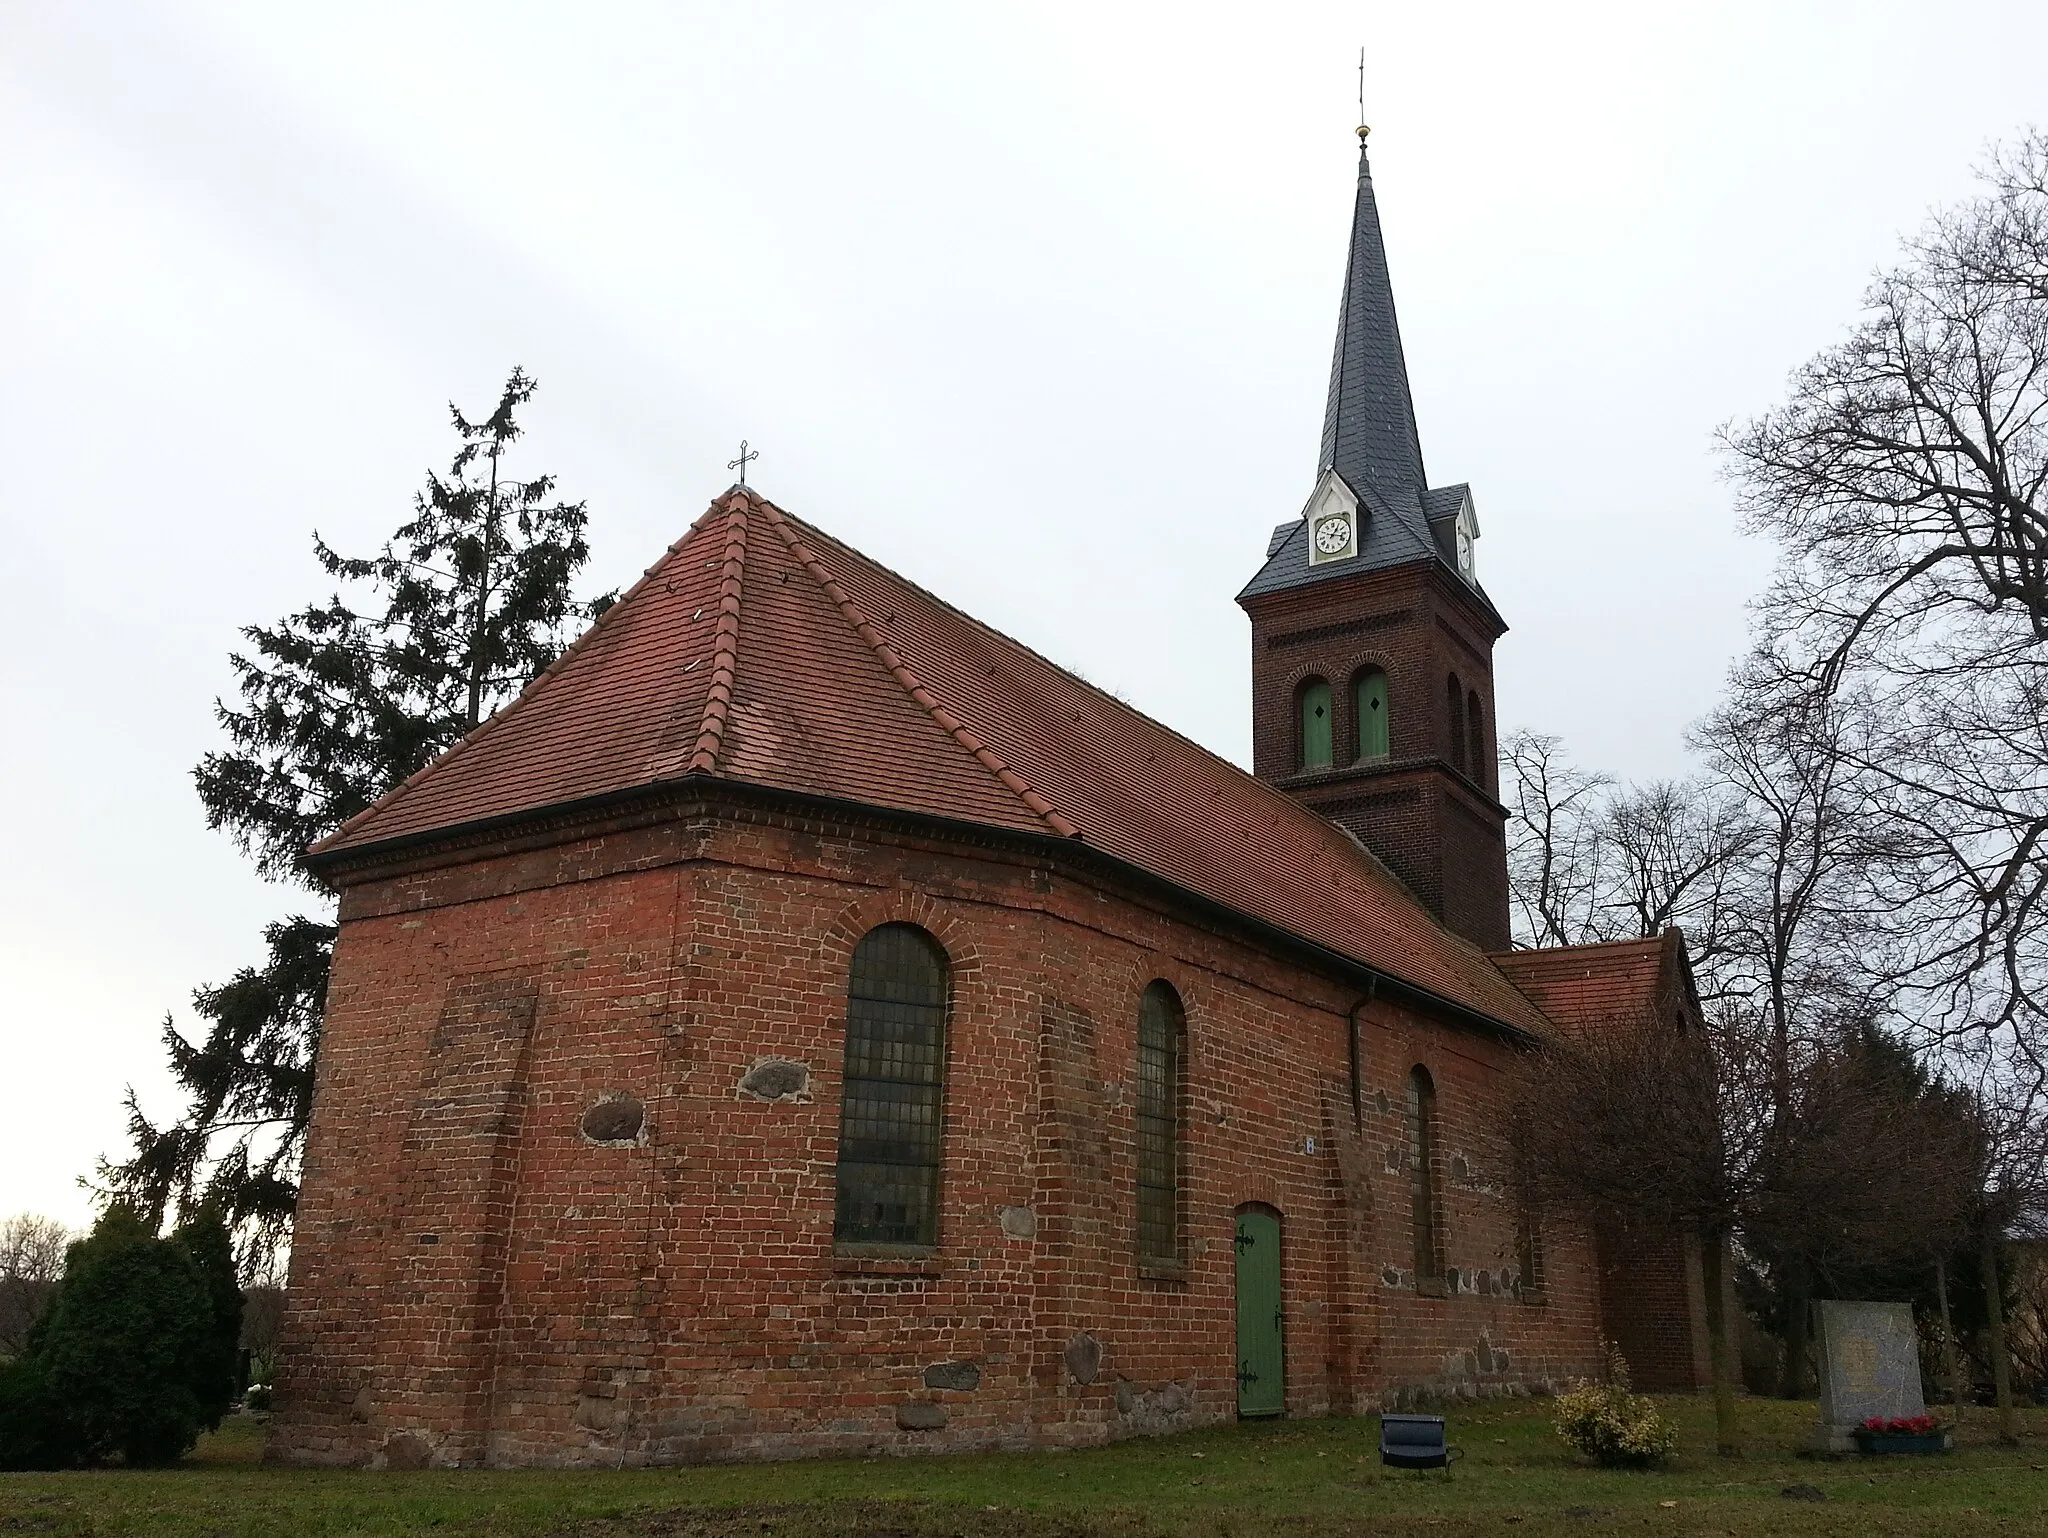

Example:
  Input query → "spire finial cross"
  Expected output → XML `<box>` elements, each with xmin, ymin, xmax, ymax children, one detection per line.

<box><xmin>727</xmin><ymin>439</ymin><xmax>759</xmax><ymax>486</ymax></box>
<box><xmin>1356</xmin><ymin>47</ymin><xmax>1370</xmax><ymax>141</ymax></box>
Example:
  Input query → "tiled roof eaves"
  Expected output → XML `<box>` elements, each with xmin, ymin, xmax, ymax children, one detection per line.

<box><xmin>304</xmin><ymin>769</ymin><xmax>1539</xmax><ymax>1047</ymax></box>
<box><xmin>758</xmin><ymin>501</ymin><xmax>1081</xmax><ymax>840</ymax></box>
<box><xmin>1237</xmin><ymin>542</ymin><xmax>1509</xmax><ymax>636</ymax></box>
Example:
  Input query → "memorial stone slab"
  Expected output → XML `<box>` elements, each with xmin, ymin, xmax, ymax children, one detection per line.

<box><xmin>1813</xmin><ymin>1300</ymin><xmax>1925</xmax><ymax>1451</ymax></box>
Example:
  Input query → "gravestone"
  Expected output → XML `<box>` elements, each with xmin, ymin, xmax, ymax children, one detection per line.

<box><xmin>1813</xmin><ymin>1300</ymin><xmax>1925</xmax><ymax>1451</ymax></box>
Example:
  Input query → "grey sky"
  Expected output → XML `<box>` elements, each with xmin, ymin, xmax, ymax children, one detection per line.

<box><xmin>4</xmin><ymin>0</ymin><xmax>2044</xmax><ymax>1230</ymax></box>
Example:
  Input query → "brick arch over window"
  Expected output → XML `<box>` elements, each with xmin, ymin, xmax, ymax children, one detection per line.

<box><xmin>1408</xmin><ymin>1065</ymin><xmax>1445</xmax><ymax>1286</ymax></box>
<box><xmin>833</xmin><ymin>923</ymin><xmax>950</xmax><ymax>1249</ymax></box>
<box><xmin>822</xmin><ymin>892</ymin><xmax>982</xmax><ymax>980</ymax></box>
<box><xmin>1352</xmin><ymin>666</ymin><xmax>1390</xmax><ymax>761</ymax></box>
<box><xmin>1445</xmin><ymin>673</ymin><xmax>1466</xmax><ymax>776</ymax></box>
<box><xmin>1298</xmin><ymin>677</ymin><xmax>1334</xmax><ymax>771</ymax></box>
<box><xmin>1135</xmin><ymin>980</ymin><xmax>1186</xmax><ymax>1265</ymax></box>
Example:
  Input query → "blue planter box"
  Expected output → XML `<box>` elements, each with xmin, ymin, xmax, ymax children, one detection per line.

<box><xmin>1853</xmin><ymin>1430</ymin><xmax>1949</xmax><ymax>1455</ymax></box>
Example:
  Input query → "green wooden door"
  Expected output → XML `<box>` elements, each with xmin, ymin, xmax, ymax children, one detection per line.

<box><xmin>1234</xmin><ymin>1210</ymin><xmax>1285</xmax><ymax>1417</ymax></box>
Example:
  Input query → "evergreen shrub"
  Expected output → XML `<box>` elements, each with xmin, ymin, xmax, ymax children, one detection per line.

<box><xmin>0</xmin><ymin>1205</ymin><xmax>244</xmax><ymax>1469</ymax></box>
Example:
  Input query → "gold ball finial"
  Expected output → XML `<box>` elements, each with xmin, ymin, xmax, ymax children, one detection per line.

<box><xmin>1356</xmin><ymin>123</ymin><xmax>1371</xmax><ymax>141</ymax></box>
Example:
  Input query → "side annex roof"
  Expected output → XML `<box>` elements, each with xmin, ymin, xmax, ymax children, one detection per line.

<box><xmin>1488</xmin><ymin>930</ymin><xmax>1700</xmax><ymax>1036</ymax></box>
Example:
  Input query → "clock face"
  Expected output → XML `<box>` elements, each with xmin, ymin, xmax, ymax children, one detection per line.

<box><xmin>1314</xmin><ymin>515</ymin><xmax>1352</xmax><ymax>555</ymax></box>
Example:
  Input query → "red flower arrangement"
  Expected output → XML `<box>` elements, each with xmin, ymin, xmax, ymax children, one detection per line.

<box><xmin>1861</xmin><ymin>1416</ymin><xmax>1938</xmax><ymax>1436</ymax></box>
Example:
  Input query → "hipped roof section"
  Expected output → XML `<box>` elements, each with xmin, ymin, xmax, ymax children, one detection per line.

<box><xmin>1488</xmin><ymin>932</ymin><xmax>1693</xmax><ymax>1034</ymax></box>
<box><xmin>313</xmin><ymin>487</ymin><xmax>1552</xmax><ymax>1037</ymax></box>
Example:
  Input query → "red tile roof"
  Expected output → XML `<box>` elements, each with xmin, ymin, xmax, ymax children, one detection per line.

<box><xmin>1487</xmin><ymin>933</ymin><xmax>1679</xmax><ymax>1034</ymax></box>
<box><xmin>314</xmin><ymin>488</ymin><xmax>1553</xmax><ymax>1037</ymax></box>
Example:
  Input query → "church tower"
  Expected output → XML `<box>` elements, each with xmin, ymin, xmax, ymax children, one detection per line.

<box><xmin>1237</xmin><ymin>127</ymin><xmax>1511</xmax><ymax>952</ymax></box>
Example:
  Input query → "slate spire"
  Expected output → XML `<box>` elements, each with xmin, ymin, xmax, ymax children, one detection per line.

<box><xmin>1318</xmin><ymin>128</ymin><xmax>1427</xmax><ymax>517</ymax></box>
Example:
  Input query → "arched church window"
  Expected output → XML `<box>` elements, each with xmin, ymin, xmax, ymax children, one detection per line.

<box><xmin>1511</xmin><ymin>1106</ymin><xmax>1546</xmax><ymax>1301</ymax></box>
<box><xmin>833</xmin><ymin>924</ymin><xmax>949</xmax><ymax>1248</ymax></box>
<box><xmin>1409</xmin><ymin>1066</ymin><xmax>1444</xmax><ymax>1287</ymax></box>
<box><xmin>1135</xmin><ymin>981</ymin><xmax>1185</xmax><ymax>1264</ymax></box>
<box><xmin>1466</xmin><ymin>690</ymin><xmax>1486</xmax><ymax>786</ymax></box>
<box><xmin>1354</xmin><ymin>668</ymin><xmax>1390</xmax><ymax>760</ymax></box>
<box><xmin>1446</xmin><ymin>674</ymin><xmax>1467</xmax><ymax>776</ymax></box>
<box><xmin>1299</xmin><ymin>679</ymin><xmax>1333</xmax><ymax>771</ymax></box>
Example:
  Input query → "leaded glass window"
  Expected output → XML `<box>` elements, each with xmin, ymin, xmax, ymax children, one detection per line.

<box><xmin>1136</xmin><ymin>981</ymin><xmax>1185</xmax><ymax>1263</ymax></box>
<box><xmin>1409</xmin><ymin>1066</ymin><xmax>1443</xmax><ymax>1282</ymax></box>
<box><xmin>1511</xmin><ymin>1107</ymin><xmax>1545</xmax><ymax>1299</ymax></box>
<box><xmin>833</xmin><ymin>924</ymin><xmax>949</xmax><ymax>1247</ymax></box>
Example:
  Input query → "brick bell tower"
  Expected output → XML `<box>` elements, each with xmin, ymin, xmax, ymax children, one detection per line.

<box><xmin>1238</xmin><ymin>124</ymin><xmax>1511</xmax><ymax>952</ymax></box>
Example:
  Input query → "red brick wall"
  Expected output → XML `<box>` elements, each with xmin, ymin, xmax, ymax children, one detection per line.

<box><xmin>1241</xmin><ymin>561</ymin><xmax>1510</xmax><ymax>951</ymax></box>
<box><xmin>272</xmin><ymin>800</ymin><xmax>1606</xmax><ymax>1468</ymax></box>
<box><xmin>1594</xmin><ymin>1223</ymin><xmax>1711</xmax><ymax>1393</ymax></box>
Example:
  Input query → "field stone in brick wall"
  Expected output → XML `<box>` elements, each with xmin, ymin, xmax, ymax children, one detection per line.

<box><xmin>579</xmin><ymin>1094</ymin><xmax>645</xmax><ymax>1144</ymax></box>
<box><xmin>1064</xmin><ymin>1333</ymin><xmax>1103</xmax><ymax>1386</ymax></box>
<box><xmin>736</xmin><ymin>1057</ymin><xmax>810</xmax><ymax>1102</ymax></box>
<box><xmin>924</xmin><ymin>1361</ymin><xmax>982</xmax><ymax>1391</ymax></box>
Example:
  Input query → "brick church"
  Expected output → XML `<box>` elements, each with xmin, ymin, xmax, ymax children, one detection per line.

<box><xmin>271</xmin><ymin>130</ymin><xmax>1715</xmax><ymax>1468</ymax></box>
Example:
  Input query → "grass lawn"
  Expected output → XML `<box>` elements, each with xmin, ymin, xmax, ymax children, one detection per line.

<box><xmin>2</xmin><ymin>1397</ymin><xmax>2044</xmax><ymax>1538</ymax></box>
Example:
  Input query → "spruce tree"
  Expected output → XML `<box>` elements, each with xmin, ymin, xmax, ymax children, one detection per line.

<box><xmin>172</xmin><ymin>1206</ymin><xmax>246</xmax><ymax>1430</ymax></box>
<box><xmin>105</xmin><ymin>369</ymin><xmax>608</xmax><ymax>1266</ymax></box>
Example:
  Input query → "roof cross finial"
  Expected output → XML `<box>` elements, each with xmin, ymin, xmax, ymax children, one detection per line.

<box><xmin>727</xmin><ymin>439</ymin><xmax>759</xmax><ymax>486</ymax></box>
<box><xmin>1356</xmin><ymin>47</ymin><xmax>1370</xmax><ymax>142</ymax></box>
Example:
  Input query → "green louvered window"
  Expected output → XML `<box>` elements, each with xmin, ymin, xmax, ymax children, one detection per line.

<box><xmin>1300</xmin><ymin>679</ymin><xmax>1333</xmax><ymax>770</ymax></box>
<box><xmin>1136</xmin><ymin>981</ymin><xmax>1185</xmax><ymax>1264</ymax></box>
<box><xmin>833</xmin><ymin>924</ymin><xmax>949</xmax><ymax>1247</ymax></box>
<box><xmin>1355</xmin><ymin>669</ymin><xmax>1390</xmax><ymax>760</ymax></box>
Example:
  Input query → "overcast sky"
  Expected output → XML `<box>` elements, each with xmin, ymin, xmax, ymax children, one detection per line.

<box><xmin>4</xmin><ymin>0</ymin><xmax>2045</xmax><ymax>1232</ymax></box>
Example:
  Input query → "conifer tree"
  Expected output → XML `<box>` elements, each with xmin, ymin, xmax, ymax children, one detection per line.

<box><xmin>172</xmin><ymin>1206</ymin><xmax>246</xmax><ymax>1430</ymax></box>
<box><xmin>105</xmin><ymin>369</ymin><xmax>608</xmax><ymax>1266</ymax></box>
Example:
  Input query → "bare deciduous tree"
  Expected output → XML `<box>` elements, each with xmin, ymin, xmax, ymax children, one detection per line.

<box><xmin>1501</xmin><ymin>730</ymin><xmax>1751</xmax><ymax>978</ymax></box>
<box><xmin>1600</xmin><ymin>778</ymin><xmax>1753</xmax><ymax>982</ymax></box>
<box><xmin>0</xmin><ymin>1214</ymin><xmax>70</xmax><ymax>1358</ymax></box>
<box><xmin>1518</xmin><ymin>1013</ymin><xmax>1742</xmax><ymax>1453</ymax></box>
<box><xmin>1521</xmin><ymin>1009</ymin><xmax>1982</xmax><ymax>1455</ymax></box>
<box><xmin>1725</xmin><ymin>129</ymin><xmax>2048</xmax><ymax>1085</ymax></box>
<box><xmin>1503</xmin><ymin>730</ymin><xmax>1611</xmax><ymax>948</ymax></box>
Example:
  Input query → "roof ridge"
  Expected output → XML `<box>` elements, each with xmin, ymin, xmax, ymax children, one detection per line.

<box><xmin>306</xmin><ymin>505</ymin><xmax>709</xmax><ymax>858</ymax></box>
<box><xmin>684</xmin><ymin>497</ymin><xmax>749</xmax><ymax>773</ymax></box>
<box><xmin>1491</xmin><ymin>934</ymin><xmax>1668</xmax><ymax>962</ymax></box>
<box><xmin>753</xmin><ymin>496</ymin><xmax>1082</xmax><ymax>841</ymax></box>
